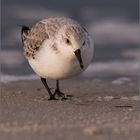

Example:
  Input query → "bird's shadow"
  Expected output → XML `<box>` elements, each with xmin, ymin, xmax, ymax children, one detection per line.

<box><xmin>66</xmin><ymin>94</ymin><xmax>73</xmax><ymax>98</ymax></box>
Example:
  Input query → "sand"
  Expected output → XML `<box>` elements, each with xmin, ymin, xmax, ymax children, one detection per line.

<box><xmin>0</xmin><ymin>78</ymin><xmax>139</xmax><ymax>140</ymax></box>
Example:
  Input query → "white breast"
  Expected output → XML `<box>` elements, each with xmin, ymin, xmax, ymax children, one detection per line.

<box><xmin>28</xmin><ymin>39</ymin><xmax>94</xmax><ymax>80</ymax></box>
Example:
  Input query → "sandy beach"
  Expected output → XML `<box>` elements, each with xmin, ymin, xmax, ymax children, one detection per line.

<box><xmin>0</xmin><ymin>78</ymin><xmax>139</xmax><ymax>140</ymax></box>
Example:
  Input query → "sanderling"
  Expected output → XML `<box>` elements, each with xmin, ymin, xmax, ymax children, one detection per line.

<box><xmin>21</xmin><ymin>17</ymin><xmax>94</xmax><ymax>100</ymax></box>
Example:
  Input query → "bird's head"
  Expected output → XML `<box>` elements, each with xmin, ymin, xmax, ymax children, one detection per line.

<box><xmin>56</xmin><ymin>24</ymin><xmax>88</xmax><ymax>69</ymax></box>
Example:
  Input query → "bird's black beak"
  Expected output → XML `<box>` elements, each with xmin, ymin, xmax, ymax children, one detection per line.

<box><xmin>74</xmin><ymin>49</ymin><xmax>84</xmax><ymax>69</ymax></box>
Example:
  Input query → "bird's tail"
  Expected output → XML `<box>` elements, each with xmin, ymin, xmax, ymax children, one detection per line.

<box><xmin>20</xmin><ymin>25</ymin><xmax>30</xmax><ymax>43</ymax></box>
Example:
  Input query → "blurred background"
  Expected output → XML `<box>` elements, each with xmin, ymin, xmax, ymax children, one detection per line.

<box><xmin>1</xmin><ymin>0</ymin><xmax>139</xmax><ymax>82</ymax></box>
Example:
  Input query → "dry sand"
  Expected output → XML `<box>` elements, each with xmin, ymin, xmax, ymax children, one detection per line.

<box><xmin>0</xmin><ymin>78</ymin><xmax>139</xmax><ymax>140</ymax></box>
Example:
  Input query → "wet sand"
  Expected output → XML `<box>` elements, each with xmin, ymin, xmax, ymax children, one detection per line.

<box><xmin>0</xmin><ymin>78</ymin><xmax>139</xmax><ymax>140</ymax></box>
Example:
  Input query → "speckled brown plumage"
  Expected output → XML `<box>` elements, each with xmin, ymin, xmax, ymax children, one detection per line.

<box><xmin>22</xmin><ymin>22</ymin><xmax>49</xmax><ymax>59</ymax></box>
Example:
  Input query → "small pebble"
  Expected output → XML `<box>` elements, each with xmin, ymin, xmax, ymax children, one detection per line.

<box><xmin>36</xmin><ymin>88</ymin><xmax>41</xmax><ymax>91</ymax></box>
<box><xmin>83</xmin><ymin>127</ymin><xmax>98</xmax><ymax>136</ymax></box>
<box><xmin>16</xmin><ymin>90</ymin><xmax>22</xmax><ymax>94</ymax></box>
<box><xmin>104</xmin><ymin>96</ymin><xmax>114</xmax><ymax>101</ymax></box>
<box><xmin>96</xmin><ymin>96</ymin><xmax>102</xmax><ymax>102</ymax></box>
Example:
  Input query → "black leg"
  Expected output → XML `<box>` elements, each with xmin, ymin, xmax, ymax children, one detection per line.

<box><xmin>41</xmin><ymin>78</ymin><xmax>57</xmax><ymax>100</ymax></box>
<box><xmin>54</xmin><ymin>80</ymin><xmax>66</xmax><ymax>99</ymax></box>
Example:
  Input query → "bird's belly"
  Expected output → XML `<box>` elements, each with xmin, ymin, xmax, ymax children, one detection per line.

<box><xmin>28</xmin><ymin>54</ymin><xmax>83</xmax><ymax>80</ymax></box>
<box><xmin>28</xmin><ymin>40</ymin><xmax>93</xmax><ymax>80</ymax></box>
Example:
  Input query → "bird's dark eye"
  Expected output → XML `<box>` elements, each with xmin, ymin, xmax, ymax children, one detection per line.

<box><xmin>82</xmin><ymin>41</ymin><xmax>85</xmax><ymax>46</ymax></box>
<box><xmin>66</xmin><ymin>38</ymin><xmax>71</xmax><ymax>45</ymax></box>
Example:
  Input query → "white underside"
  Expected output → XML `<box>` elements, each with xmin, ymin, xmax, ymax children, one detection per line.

<box><xmin>28</xmin><ymin>40</ymin><xmax>93</xmax><ymax>80</ymax></box>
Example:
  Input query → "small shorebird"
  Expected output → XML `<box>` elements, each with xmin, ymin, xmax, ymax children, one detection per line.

<box><xmin>21</xmin><ymin>17</ymin><xmax>94</xmax><ymax>100</ymax></box>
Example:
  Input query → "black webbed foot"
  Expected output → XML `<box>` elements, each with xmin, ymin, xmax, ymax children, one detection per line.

<box><xmin>54</xmin><ymin>89</ymin><xmax>65</xmax><ymax>97</ymax></box>
<box><xmin>54</xmin><ymin>89</ymin><xmax>69</xmax><ymax>100</ymax></box>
